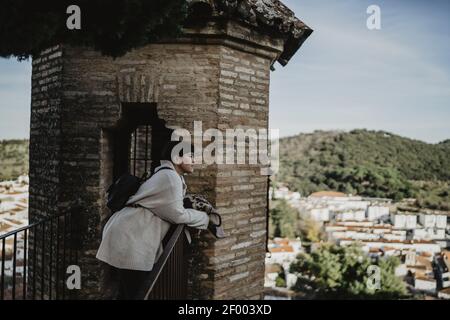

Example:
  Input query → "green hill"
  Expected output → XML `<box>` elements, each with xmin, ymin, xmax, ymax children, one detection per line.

<box><xmin>276</xmin><ymin>129</ymin><xmax>450</xmax><ymax>210</ymax></box>
<box><xmin>0</xmin><ymin>139</ymin><xmax>29</xmax><ymax>180</ymax></box>
<box><xmin>439</xmin><ymin>139</ymin><xmax>450</xmax><ymax>148</ymax></box>
<box><xmin>1</xmin><ymin>132</ymin><xmax>449</xmax><ymax>210</ymax></box>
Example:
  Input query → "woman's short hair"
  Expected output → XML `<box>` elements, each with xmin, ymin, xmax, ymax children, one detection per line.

<box><xmin>160</xmin><ymin>140</ymin><xmax>194</xmax><ymax>162</ymax></box>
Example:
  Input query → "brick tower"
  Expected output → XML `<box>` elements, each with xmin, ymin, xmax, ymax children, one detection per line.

<box><xmin>29</xmin><ymin>0</ymin><xmax>311</xmax><ymax>299</ymax></box>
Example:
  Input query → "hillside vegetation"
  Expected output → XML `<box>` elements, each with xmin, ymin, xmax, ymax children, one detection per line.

<box><xmin>277</xmin><ymin>130</ymin><xmax>450</xmax><ymax>210</ymax></box>
<box><xmin>1</xmin><ymin>131</ymin><xmax>449</xmax><ymax>210</ymax></box>
<box><xmin>0</xmin><ymin>139</ymin><xmax>29</xmax><ymax>180</ymax></box>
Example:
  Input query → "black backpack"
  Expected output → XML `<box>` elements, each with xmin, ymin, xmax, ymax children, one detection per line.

<box><xmin>106</xmin><ymin>167</ymin><xmax>173</xmax><ymax>214</ymax></box>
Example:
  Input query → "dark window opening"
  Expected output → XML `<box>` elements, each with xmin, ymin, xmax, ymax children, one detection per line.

<box><xmin>113</xmin><ymin>103</ymin><xmax>173</xmax><ymax>180</ymax></box>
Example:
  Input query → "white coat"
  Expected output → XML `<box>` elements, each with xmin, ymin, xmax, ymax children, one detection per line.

<box><xmin>96</xmin><ymin>161</ymin><xmax>209</xmax><ymax>271</ymax></box>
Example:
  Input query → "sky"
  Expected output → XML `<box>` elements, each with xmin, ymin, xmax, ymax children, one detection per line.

<box><xmin>0</xmin><ymin>0</ymin><xmax>449</xmax><ymax>143</ymax></box>
<box><xmin>270</xmin><ymin>0</ymin><xmax>450</xmax><ymax>143</ymax></box>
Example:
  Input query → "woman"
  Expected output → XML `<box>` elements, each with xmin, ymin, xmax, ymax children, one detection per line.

<box><xmin>96</xmin><ymin>141</ymin><xmax>214</xmax><ymax>299</ymax></box>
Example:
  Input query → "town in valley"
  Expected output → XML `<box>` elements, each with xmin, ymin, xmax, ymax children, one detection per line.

<box><xmin>265</xmin><ymin>185</ymin><xmax>450</xmax><ymax>300</ymax></box>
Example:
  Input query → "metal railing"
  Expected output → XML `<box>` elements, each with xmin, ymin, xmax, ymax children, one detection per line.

<box><xmin>141</xmin><ymin>224</ymin><xmax>188</xmax><ymax>300</ymax></box>
<box><xmin>2</xmin><ymin>209</ymin><xmax>186</xmax><ymax>300</ymax></box>
<box><xmin>0</xmin><ymin>211</ymin><xmax>78</xmax><ymax>300</ymax></box>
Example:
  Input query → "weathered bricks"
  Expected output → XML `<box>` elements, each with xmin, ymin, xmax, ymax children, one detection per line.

<box><xmin>29</xmin><ymin>20</ymin><xmax>285</xmax><ymax>300</ymax></box>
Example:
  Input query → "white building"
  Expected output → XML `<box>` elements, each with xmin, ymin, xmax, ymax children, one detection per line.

<box><xmin>419</xmin><ymin>213</ymin><xmax>447</xmax><ymax>229</ymax></box>
<box><xmin>438</xmin><ymin>288</ymin><xmax>450</xmax><ymax>299</ymax></box>
<box><xmin>391</xmin><ymin>213</ymin><xmax>417</xmax><ymax>229</ymax></box>
<box><xmin>310</xmin><ymin>208</ymin><xmax>330</xmax><ymax>222</ymax></box>
<box><xmin>414</xmin><ymin>277</ymin><xmax>437</xmax><ymax>294</ymax></box>
<box><xmin>266</xmin><ymin>238</ymin><xmax>302</xmax><ymax>266</ymax></box>
<box><xmin>339</xmin><ymin>239</ymin><xmax>442</xmax><ymax>255</ymax></box>
<box><xmin>395</xmin><ymin>264</ymin><xmax>408</xmax><ymax>277</ymax></box>
<box><xmin>405</xmin><ymin>250</ymin><xmax>416</xmax><ymax>265</ymax></box>
<box><xmin>367</xmin><ymin>206</ymin><xmax>390</xmax><ymax>221</ymax></box>
<box><xmin>413</xmin><ymin>228</ymin><xmax>446</xmax><ymax>240</ymax></box>
<box><xmin>272</xmin><ymin>187</ymin><xmax>301</xmax><ymax>202</ymax></box>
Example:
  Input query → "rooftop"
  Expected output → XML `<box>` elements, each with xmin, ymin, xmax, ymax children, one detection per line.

<box><xmin>340</xmin><ymin>238</ymin><xmax>436</xmax><ymax>245</ymax></box>
<box><xmin>270</xmin><ymin>245</ymin><xmax>294</xmax><ymax>253</ymax></box>
<box><xmin>439</xmin><ymin>288</ymin><xmax>450</xmax><ymax>295</ymax></box>
<box><xmin>309</xmin><ymin>191</ymin><xmax>347</xmax><ymax>198</ymax></box>
<box><xmin>265</xmin><ymin>263</ymin><xmax>282</xmax><ymax>273</ymax></box>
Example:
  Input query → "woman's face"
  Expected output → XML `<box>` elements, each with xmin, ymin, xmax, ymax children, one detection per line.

<box><xmin>178</xmin><ymin>153</ymin><xmax>194</xmax><ymax>174</ymax></box>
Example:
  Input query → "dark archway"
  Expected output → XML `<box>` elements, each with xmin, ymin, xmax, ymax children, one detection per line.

<box><xmin>100</xmin><ymin>103</ymin><xmax>175</xmax><ymax>298</ymax></box>
<box><xmin>113</xmin><ymin>103</ymin><xmax>173</xmax><ymax>180</ymax></box>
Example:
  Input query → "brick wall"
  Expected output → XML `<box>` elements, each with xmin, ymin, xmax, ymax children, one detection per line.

<box><xmin>205</xmin><ymin>46</ymin><xmax>270</xmax><ymax>299</ymax></box>
<box><xmin>30</xmin><ymin>45</ymin><xmax>64</xmax><ymax>222</ymax></box>
<box><xmin>29</xmin><ymin>46</ymin><xmax>64</xmax><ymax>298</ymax></box>
<box><xmin>29</xmin><ymin>20</ymin><xmax>283</xmax><ymax>299</ymax></box>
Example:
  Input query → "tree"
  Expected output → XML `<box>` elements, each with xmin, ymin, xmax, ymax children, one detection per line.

<box><xmin>298</xmin><ymin>214</ymin><xmax>323</xmax><ymax>243</ymax></box>
<box><xmin>269</xmin><ymin>200</ymin><xmax>299</xmax><ymax>239</ymax></box>
<box><xmin>324</xmin><ymin>165</ymin><xmax>414</xmax><ymax>201</ymax></box>
<box><xmin>289</xmin><ymin>243</ymin><xmax>408</xmax><ymax>299</ymax></box>
<box><xmin>275</xmin><ymin>271</ymin><xmax>286</xmax><ymax>288</ymax></box>
<box><xmin>0</xmin><ymin>0</ymin><xmax>188</xmax><ymax>60</ymax></box>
